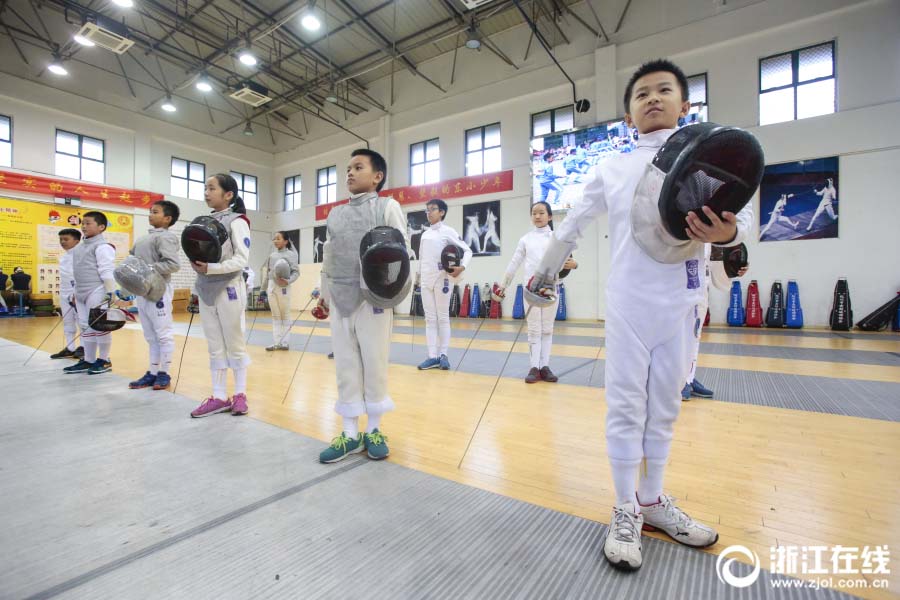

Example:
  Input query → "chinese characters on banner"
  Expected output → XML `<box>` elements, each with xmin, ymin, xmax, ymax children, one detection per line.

<box><xmin>0</xmin><ymin>170</ymin><xmax>164</xmax><ymax>208</ymax></box>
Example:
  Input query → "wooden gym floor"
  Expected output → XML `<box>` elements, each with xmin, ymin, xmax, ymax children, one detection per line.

<box><xmin>2</xmin><ymin>310</ymin><xmax>898</xmax><ymax>599</ymax></box>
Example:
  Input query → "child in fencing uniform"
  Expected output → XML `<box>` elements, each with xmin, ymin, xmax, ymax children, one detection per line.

<box><xmin>498</xmin><ymin>201</ymin><xmax>576</xmax><ymax>383</ymax></box>
<box><xmin>189</xmin><ymin>174</ymin><xmax>252</xmax><ymax>418</ymax></box>
<box><xmin>316</xmin><ymin>149</ymin><xmax>410</xmax><ymax>463</ymax></box>
<box><xmin>262</xmin><ymin>231</ymin><xmax>300</xmax><ymax>351</ymax></box>
<box><xmin>416</xmin><ymin>198</ymin><xmax>471</xmax><ymax>371</ymax></box>
<box><xmin>127</xmin><ymin>200</ymin><xmax>182</xmax><ymax>391</ymax></box>
<box><xmin>528</xmin><ymin>60</ymin><xmax>754</xmax><ymax>571</ymax></box>
<box><xmin>63</xmin><ymin>211</ymin><xmax>119</xmax><ymax>375</ymax></box>
<box><xmin>50</xmin><ymin>228</ymin><xmax>84</xmax><ymax>360</ymax></box>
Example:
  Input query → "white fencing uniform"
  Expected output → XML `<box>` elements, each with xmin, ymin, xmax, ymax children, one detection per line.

<box><xmin>323</xmin><ymin>192</ymin><xmax>409</xmax><ymax>418</ymax></box>
<box><xmin>418</xmin><ymin>222</ymin><xmax>471</xmax><ymax>359</ymax></box>
<box><xmin>262</xmin><ymin>246</ymin><xmax>300</xmax><ymax>346</ymax></box>
<box><xmin>131</xmin><ymin>227</ymin><xmax>181</xmax><ymax>374</ymax></box>
<box><xmin>808</xmin><ymin>182</ymin><xmax>838</xmax><ymax>230</ymax></box>
<box><xmin>504</xmin><ymin>226</ymin><xmax>559</xmax><ymax>369</ymax></box>
<box><xmin>71</xmin><ymin>233</ymin><xmax>117</xmax><ymax>363</ymax></box>
<box><xmin>555</xmin><ymin>128</ymin><xmax>753</xmax><ymax>503</ymax></box>
<box><xmin>59</xmin><ymin>247</ymin><xmax>79</xmax><ymax>352</ymax></box>
<box><xmin>195</xmin><ymin>209</ymin><xmax>251</xmax><ymax>393</ymax></box>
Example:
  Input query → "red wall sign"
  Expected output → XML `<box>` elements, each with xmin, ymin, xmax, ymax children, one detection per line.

<box><xmin>0</xmin><ymin>170</ymin><xmax>164</xmax><ymax>208</ymax></box>
<box><xmin>315</xmin><ymin>169</ymin><xmax>514</xmax><ymax>221</ymax></box>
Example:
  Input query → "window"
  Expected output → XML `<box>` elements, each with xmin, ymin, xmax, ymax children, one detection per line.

<box><xmin>317</xmin><ymin>166</ymin><xmax>337</xmax><ymax>205</ymax></box>
<box><xmin>0</xmin><ymin>115</ymin><xmax>10</xmax><ymax>167</ymax></box>
<box><xmin>284</xmin><ymin>175</ymin><xmax>302</xmax><ymax>211</ymax></box>
<box><xmin>759</xmin><ymin>42</ymin><xmax>835</xmax><ymax>126</ymax></box>
<box><xmin>531</xmin><ymin>105</ymin><xmax>574</xmax><ymax>137</ymax></box>
<box><xmin>682</xmin><ymin>73</ymin><xmax>708</xmax><ymax>125</ymax></box>
<box><xmin>230</xmin><ymin>171</ymin><xmax>258</xmax><ymax>210</ymax></box>
<box><xmin>55</xmin><ymin>129</ymin><xmax>105</xmax><ymax>183</ymax></box>
<box><xmin>465</xmin><ymin>123</ymin><xmax>501</xmax><ymax>176</ymax></box>
<box><xmin>410</xmin><ymin>138</ymin><xmax>440</xmax><ymax>186</ymax></box>
<box><xmin>170</xmin><ymin>157</ymin><xmax>205</xmax><ymax>200</ymax></box>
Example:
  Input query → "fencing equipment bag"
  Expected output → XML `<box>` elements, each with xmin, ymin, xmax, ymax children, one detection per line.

<box><xmin>450</xmin><ymin>284</ymin><xmax>461</xmax><ymax>317</ymax></box>
<box><xmin>857</xmin><ymin>294</ymin><xmax>900</xmax><ymax>332</ymax></box>
<box><xmin>114</xmin><ymin>255</ymin><xmax>167</xmax><ymax>302</ymax></box>
<box><xmin>440</xmin><ymin>244</ymin><xmax>463</xmax><ymax>272</ymax></box>
<box><xmin>88</xmin><ymin>303</ymin><xmax>135</xmax><ymax>332</ymax></box>
<box><xmin>273</xmin><ymin>258</ymin><xmax>291</xmax><ymax>283</ymax></box>
<box><xmin>555</xmin><ymin>283</ymin><xmax>567</xmax><ymax>321</ymax></box>
<box><xmin>830</xmin><ymin>278</ymin><xmax>853</xmax><ymax>331</ymax></box>
<box><xmin>358</xmin><ymin>226</ymin><xmax>411</xmax><ymax>309</ymax></box>
<box><xmin>469</xmin><ymin>283</ymin><xmax>482</xmax><ymax>318</ymax></box>
<box><xmin>785</xmin><ymin>280</ymin><xmax>804</xmax><ymax>328</ymax></box>
<box><xmin>727</xmin><ymin>280</ymin><xmax>745</xmax><ymax>326</ymax></box>
<box><xmin>745</xmin><ymin>280</ymin><xmax>763</xmax><ymax>327</ymax></box>
<box><xmin>513</xmin><ymin>284</ymin><xmax>525</xmax><ymax>319</ymax></box>
<box><xmin>181</xmin><ymin>216</ymin><xmax>229</xmax><ymax>263</ymax></box>
<box><xmin>459</xmin><ymin>284</ymin><xmax>471</xmax><ymax>318</ymax></box>
<box><xmin>766</xmin><ymin>280</ymin><xmax>785</xmax><ymax>328</ymax></box>
<box><xmin>631</xmin><ymin>123</ymin><xmax>764</xmax><ymax>264</ymax></box>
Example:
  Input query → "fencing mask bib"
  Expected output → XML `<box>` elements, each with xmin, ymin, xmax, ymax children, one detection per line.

<box><xmin>359</xmin><ymin>226</ymin><xmax>411</xmax><ymax>309</ymax></box>
<box><xmin>114</xmin><ymin>255</ymin><xmax>167</xmax><ymax>302</ymax></box>
<box><xmin>631</xmin><ymin>123</ymin><xmax>764</xmax><ymax>263</ymax></box>
<box><xmin>181</xmin><ymin>216</ymin><xmax>229</xmax><ymax>263</ymax></box>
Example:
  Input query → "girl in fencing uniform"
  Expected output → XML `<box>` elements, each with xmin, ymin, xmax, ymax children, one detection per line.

<box><xmin>262</xmin><ymin>232</ymin><xmax>300</xmax><ymax>351</ymax></box>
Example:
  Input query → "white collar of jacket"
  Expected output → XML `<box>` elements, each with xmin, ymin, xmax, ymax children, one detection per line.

<box><xmin>635</xmin><ymin>128</ymin><xmax>676</xmax><ymax>149</ymax></box>
<box><xmin>82</xmin><ymin>233</ymin><xmax>106</xmax><ymax>246</ymax></box>
<box><xmin>349</xmin><ymin>191</ymin><xmax>378</xmax><ymax>205</ymax></box>
<box><xmin>211</xmin><ymin>207</ymin><xmax>233</xmax><ymax>217</ymax></box>
<box><xmin>147</xmin><ymin>227</ymin><xmax>167</xmax><ymax>234</ymax></box>
<box><xmin>429</xmin><ymin>222</ymin><xmax>443</xmax><ymax>231</ymax></box>
<box><xmin>534</xmin><ymin>225</ymin><xmax>551</xmax><ymax>234</ymax></box>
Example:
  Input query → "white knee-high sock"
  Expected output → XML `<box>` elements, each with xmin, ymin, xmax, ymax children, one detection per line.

<box><xmin>159</xmin><ymin>340</ymin><xmax>174</xmax><ymax>373</ymax></box>
<box><xmin>96</xmin><ymin>336</ymin><xmax>111</xmax><ymax>361</ymax></box>
<box><xmin>540</xmin><ymin>333</ymin><xmax>553</xmax><ymax>367</ymax></box>
<box><xmin>366</xmin><ymin>413</ymin><xmax>382</xmax><ymax>433</ymax></box>
<box><xmin>609</xmin><ymin>457</ymin><xmax>641</xmax><ymax>509</ymax></box>
<box><xmin>343</xmin><ymin>417</ymin><xmax>359</xmax><ymax>438</ymax></box>
<box><xmin>83</xmin><ymin>339</ymin><xmax>98</xmax><ymax>363</ymax></box>
<box><xmin>529</xmin><ymin>342</ymin><xmax>541</xmax><ymax>369</ymax></box>
<box><xmin>149</xmin><ymin>344</ymin><xmax>160</xmax><ymax>374</ymax></box>
<box><xmin>212</xmin><ymin>368</ymin><xmax>227</xmax><ymax>399</ymax></box>
<box><xmin>637</xmin><ymin>458</ymin><xmax>667</xmax><ymax>506</ymax></box>
<box><xmin>233</xmin><ymin>368</ymin><xmax>247</xmax><ymax>394</ymax></box>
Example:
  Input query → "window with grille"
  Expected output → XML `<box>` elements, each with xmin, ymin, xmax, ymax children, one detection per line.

<box><xmin>410</xmin><ymin>138</ymin><xmax>440</xmax><ymax>186</ymax></box>
<box><xmin>317</xmin><ymin>166</ymin><xmax>337</xmax><ymax>205</ymax></box>
<box><xmin>230</xmin><ymin>170</ymin><xmax>258</xmax><ymax>211</ymax></box>
<box><xmin>284</xmin><ymin>175</ymin><xmax>301</xmax><ymax>211</ymax></box>
<box><xmin>759</xmin><ymin>42</ymin><xmax>835</xmax><ymax>126</ymax></box>
<box><xmin>531</xmin><ymin>106</ymin><xmax>574</xmax><ymax>138</ymax></box>
<box><xmin>685</xmin><ymin>73</ymin><xmax>708</xmax><ymax>123</ymax></box>
<box><xmin>0</xmin><ymin>115</ymin><xmax>10</xmax><ymax>167</ymax></box>
<box><xmin>171</xmin><ymin>157</ymin><xmax>205</xmax><ymax>200</ymax></box>
<box><xmin>465</xmin><ymin>123</ymin><xmax>501</xmax><ymax>176</ymax></box>
<box><xmin>55</xmin><ymin>129</ymin><xmax>105</xmax><ymax>183</ymax></box>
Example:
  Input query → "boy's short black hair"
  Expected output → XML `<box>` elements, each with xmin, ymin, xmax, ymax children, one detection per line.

<box><xmin>426</xmin><ymin>198</ymin><xmax>448</xmax><ymax>220</ymax></box>
<box><xmin>351</xmin><ymin>148</ymin><xmax>388</xmax><ymax>191</ymax></box>
<box><xmin>83</xmin><ymin>210</ymin><xmax>108</xmax><ymax>229</ymax></box>
<box><xmin>623</xmin><ymin>59</ymin><xmax>689</xmax><ymax>114</ymax></box>
<box><xmin>153</xmin><ymin>200</ymin><xmax>181</xmax><ymax>226</ymax></box>
<box><xmin>58</xmin><ymin>228</ymin><xmax>82</xmax><ymax>240</ymax></box>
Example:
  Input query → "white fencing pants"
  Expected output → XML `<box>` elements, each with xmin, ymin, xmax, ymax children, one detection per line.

<box><xmin>687</xmin><ymin>286</ymin><xmax>709</xmax><ymax>384</ymax></box>
<box><xmin>61</xmin><ymin>297</ymin><xmax>79</xmax><ymax>351</ymax></box>
<box><xmin>267</xmin><ymin>281</ymin><xmax>292</xmax><ymax>345</ymax></box>
<box><xmin>525</xmin><ymin>298</ymin><xmax>558</xmax><ymax>369</ymax></box>
<box><xmin>330</xmin><ymin>299</ymin><xmax>395</xmax><ymax>418</ymax></box>
<box><xmin>136</xmin><ymin>283</ymin><xmax>175</xmax><ymax>374</ymax></box>
<box><xmin>198</xmin><ymin>280</ymin><xmax>250</xmax><ymax>371</ymax></box>
<box><xmin>76</xmin><ymin>286</ymin><xmax>111</xmax><ymax>363</ymax></box>
<box><xmin>421</xmin><ymin>275</ymin><xmax>452</xmax><ymax>359</ymax></box>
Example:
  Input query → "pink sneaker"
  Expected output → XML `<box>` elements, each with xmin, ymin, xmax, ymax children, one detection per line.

<box><xmin>231</xmin><ymin>393</ymin><xmax>248</xmax><ymax>416</ymax></box>
<box><xmin>191</xmin><ymin>397</ymin><xmax>232</xmax><ymax>418</ymax></box>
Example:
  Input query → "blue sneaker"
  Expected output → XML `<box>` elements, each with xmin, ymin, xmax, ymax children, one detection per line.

<box><xmin>691</xmin><ymin>380</ymin><xmax>714</xmax><ymax>398</ymax></box>
<box><xmin>129</xmin><ymin>371</ymin><xmax>157</xmax><ymax>389</ymax></box>
<box><xmin>364</xmin><ymin>429</ymin><xmax>390</xmax><ymax>460</ymax></box>
<box><xmin>153</xmin><ymin>372</ymin><xmax>171</xmax><ymax>390</ymax></box>
<box><xmin>87</xmin><ymin>359</ymin><xmax>112</xmax><ymax>375</ymax></box>
<box><xmin>63</xmin><ymin>359</ymin><xmax>93</xmax><ymax>374</ymax></box>
<box><xmin>681</xmin><ymin>383</ymin><xmax>691</xmax><ymax>401</ymax></box>
<box><xmin>417</xmin><ymin>357</ymin><xmax>441</xmax><ymax>370</ymax></box>
<box><xmin>439</xmin><ymin>354</ymin><xmax>450</xmax><ymax>370</ymax></box>
<box><xmin>319</xmin><ymin>432</ymin><xmax>365</xmax><ymax>463</ymax></box>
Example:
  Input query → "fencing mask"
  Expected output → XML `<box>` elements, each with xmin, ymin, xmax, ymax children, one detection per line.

<box><xmin>273</xmin><ymin>258</ymin><xmax>291</xmax><ymax>283</ymax></box>
<box><xmin>89</xmin><ymin>304</ymin><xmax>135</xmax><ymax>332</ymax></box>
<box><xmin>631</xmin><ymin>123</ymin><xmax>764</xmax><ymax>263</ymax></box>
<box><xmin>114</xmin><ymin>255</ymin><xmax>167</xmax><ymax>302</ymax></box>
<box><xmin>181</xmin><ymin>216</ymin><xmax>229</xmax><ymax>263</ymax></box>
<box><xmin>359</xmin><ymin>226</ymin><xmax>411</xmax><ymax>309</ymax></box>
<box><xmin>440</xmin><ymin>244</ymin><xmax>463</xmax><ymax>272</ymax></box>
<box><xmin>710</xmin><ymin>243</ymin><xmax>749</xmax><ymax>278</ymax></box>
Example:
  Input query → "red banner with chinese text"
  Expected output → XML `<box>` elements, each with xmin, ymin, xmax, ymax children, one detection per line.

<box><xmin>315</xmin><ymin>170</ymin><xmax>514</xmax><ymax>221</ymax></box>
<box><xmin>0</xmin><ymin>170</ymin><xmax>164</xmax><ymax>208</ymax></box>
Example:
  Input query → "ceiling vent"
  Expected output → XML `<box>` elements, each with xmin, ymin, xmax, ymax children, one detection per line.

<box><xmin>458</xmin><ymin>0</ymin><xmax>496</xmax><ymax>9</ymax></box>
<box><xmin>229</xmin><ymin>81</ymin><xmax>272</xmax><ymax>107</ymax></box>
<box><xmin>75</xmin><ymin>17</ymin><xmax>134</xmax><ymax>54</ymax></box>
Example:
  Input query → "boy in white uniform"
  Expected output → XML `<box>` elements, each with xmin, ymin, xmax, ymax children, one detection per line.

<box><xmin>416</xmin><ymin>198</ymin><xmax>472</xmax><ymax>371</ymax></box>
<box><xmin>535</xmin><ymin>60</ymin><xmax>753</xmax><ymax>571</ymax></box>
<box><xmin>49</xmin><ymin>229</ymin><xmax>84</xmax><ymax>360</ymax></box>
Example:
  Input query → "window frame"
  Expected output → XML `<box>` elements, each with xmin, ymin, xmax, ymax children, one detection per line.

<box><xmin>54</xmin><ymin>128</ymin><xmax>105</xmax><ymax>183</ymax></box>
<box><xmin>170</xmin><ymin>156</ymin><xmax>206</xmax><ymax>201</ymax></box>
<box><xmin>686</xmin><ymin>72</ymin><xmax>709</xmax><ymax>118</ymax></box>
<box><xmin>0</xmin><ymin>114</ymin><xmax>11</xmax><ymax>168</ymax></box>
<box><xmin>758</xmin><ymin>41</ymin><xmax>836</xmax><ymax>125</ymax></box>
<box><xmin>409</xmin><ymin>137</ymin><xmax>440</xmax><ymax>186</ymax></box>
<box><xmin>530</xmin><ymin>105</ymin><xmax>574</xmax><ymax>138</ymax></box>
<box><xmin>464</xmin><ymin>122</ymin><xmax>502</xmax><ymax>177</ymax></box>
<box><xmin>230</xmin><ymin>170</ymin><xmax>258</xmax><ymax>211</ymax></box>
<box><xmin>284</xmin><ymin>174</ymin><xmax>302</xmax><ymax>211</ymax></box>
<box><xmin>316</xmin><ymin>165</ymin><xmax>337</xmax><ymax>205</ymax></box>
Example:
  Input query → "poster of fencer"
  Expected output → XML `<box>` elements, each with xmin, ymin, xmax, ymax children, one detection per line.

<box><xmin>759</xmin><ymin>156</ymin><xmax>839</xmax><ymax>242</ymax></box>
<box><xmin>312</xmin><ymin>225</ymin><xmax>326</xmax><ymax>263</ymax></box>
<box><xmin>462</xmin><ymin>200</ymin><xmax>501</xmax><ymax>256</ymax></box>
<box><xmin>406</xmin><ymin>210</ymin><xmax>428</xmax><ymax>260</ymax></box>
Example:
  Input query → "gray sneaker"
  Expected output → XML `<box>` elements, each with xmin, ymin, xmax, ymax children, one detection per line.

<box><xmin>603</xmin><ymin>502</ymin><xmax>643</xmax><ymax>571</ymax></box>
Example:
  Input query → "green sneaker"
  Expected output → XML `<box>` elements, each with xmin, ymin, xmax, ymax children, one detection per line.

<box><xmin>364</xmin><ymin>429</ymin><xmax>390</xmax><ymax>460</ymax></box>
<box><xmin>319</xmin><ymin>432</ymin><xmax>365</xmax><ymax>464</ymax></box>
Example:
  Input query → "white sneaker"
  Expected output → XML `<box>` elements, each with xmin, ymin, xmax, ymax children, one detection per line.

<box><xmin>640</xmin><ymin>494</ymin><xmax>719</xmax><ymax>548</ymax></box>
<box><xmin>603</xmin><ymin>502</ymin><xmax>643</xmax><ymax>571</ymax></box>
